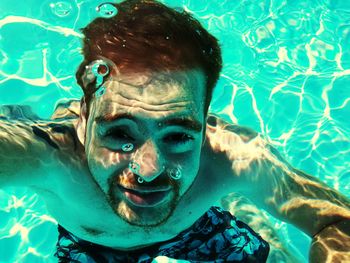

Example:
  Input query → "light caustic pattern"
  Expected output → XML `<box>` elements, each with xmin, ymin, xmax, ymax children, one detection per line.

<box><xmin>0</xmin><ymin>0</ymin><xmax>350</xmax><ymax>262</ymax></box>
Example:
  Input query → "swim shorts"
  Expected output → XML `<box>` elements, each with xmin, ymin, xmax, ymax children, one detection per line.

<box><xmin>54</xmin><ymin>206</ymin><xmax>269</xmax><ymax>262</ymax></box>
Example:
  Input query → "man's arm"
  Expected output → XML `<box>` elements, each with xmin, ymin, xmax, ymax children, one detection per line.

<box><xmin>205</xmin><ymin>115</ymin><xmax>350</xmax><ymax>262</ymax></box>
<box><xmin>0</xmin><ymin>105</ymin><xmax>76</xmax><ymax>187</ymax></box>
<box><xmin>310</xmin><ymin>220</ymin><xmax>350</xmax><ymax>262</ymax></box>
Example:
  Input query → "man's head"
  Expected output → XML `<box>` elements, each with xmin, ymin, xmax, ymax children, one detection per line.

<box><xmin>76</xmin><ymin>0</ymin><xmax>222</xmax><ymax>115</ymax></box>
<box><xmin>75</xmin><ymin>0</ymin><xmax>222</xmax><ymax>227</ymax></box>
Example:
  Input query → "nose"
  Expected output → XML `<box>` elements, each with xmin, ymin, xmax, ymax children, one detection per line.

<box><xmin>131</xmin><ymin>140</ymin><xmax>164</xmax><ymax>182</ymax></box>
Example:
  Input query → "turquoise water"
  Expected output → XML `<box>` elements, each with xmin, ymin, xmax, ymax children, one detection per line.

<box><xmin>0</xmin><ymin>0</ymin><xmax>350</xmax><ymax>262</ymax></box>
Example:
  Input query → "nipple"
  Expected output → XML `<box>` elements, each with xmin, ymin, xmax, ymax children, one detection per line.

<box><xmin>96</xmin><ymin>3</ymin><xmax>118</xmax><ymax>18</ymax></box>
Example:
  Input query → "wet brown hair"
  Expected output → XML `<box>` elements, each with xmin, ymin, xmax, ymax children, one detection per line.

<box><xmin>76</xmin><ymin>0</ymin><xmax>222</xmax><ymax>116</ymax></box>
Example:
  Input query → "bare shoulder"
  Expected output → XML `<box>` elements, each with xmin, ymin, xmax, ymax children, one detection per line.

<box><xmin>51</xmin><ymin>99</ymin><xmax>81</xmax><ymax>120</ymax></box>
<box><xmin>6</xmin><ymin>102</ymin><xmax>81</xmax><ymax>151</ymax></box>
<box><xmin>205</xmin><ymin>114</ymin><xmax>258</xmax><ymax>143</ymax></box>
<box><xmin>48</xmin><ymin>99</ymin><xmax>83</xmax><ymax>154</ymax></box>
<box><xmin>0</xmin><ymin>103</ymin><xmax>82</xmax><ymax>187</ymax></box>
<box><xmin>204</xmin><ymin>114</ymin><xmax>267</xmax><ymax>162</ymax></box>
<box><xmin>201</xmin><ymin>114</ymin><xmax>266</xmax><ymax>194</ymax></box>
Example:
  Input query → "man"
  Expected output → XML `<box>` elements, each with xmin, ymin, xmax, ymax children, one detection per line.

<box><xmin>0</xmin><ymin>0</ymin><xmax>349</xmax><ymax>262</ymax></box>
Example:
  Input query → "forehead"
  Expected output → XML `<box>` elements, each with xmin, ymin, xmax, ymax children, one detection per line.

<box><xmin>91</xmin><ymin>69</ymin><xmax>206</xmax><ymax>120</ymax></box>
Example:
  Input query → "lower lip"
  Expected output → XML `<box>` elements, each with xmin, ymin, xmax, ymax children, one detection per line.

<box><xmin>118</xmin><ymin>186</ymin><xmax>171</xmax><ymax>207</ymax></box>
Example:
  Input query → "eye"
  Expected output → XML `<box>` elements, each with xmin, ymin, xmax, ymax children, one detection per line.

<box><xmin>163</xmin><ymin>133</ymin><xmax>194</xmax><ymax>144</ymax></box>
<box><xmin>105</xmin><ymin>128</ymin><xmax>134</xmax><ymax>141</ymax></box>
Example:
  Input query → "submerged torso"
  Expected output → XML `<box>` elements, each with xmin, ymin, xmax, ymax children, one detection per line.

<box><xmin>30</xmin><ymin>118</ymin><xmax>235</xmax><ymax>250</ymax></box>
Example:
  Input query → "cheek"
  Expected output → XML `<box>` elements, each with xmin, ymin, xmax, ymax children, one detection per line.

<box><xmin>100</xmin><ymin>150</ymin><xmax>127</xmax><ymax>165</ymax></box>
<box><xmin>86</xmin><ymin>142</ymin><xmax>131</xmax><ymax>168</ymax></box>
<box><xmin>176</xmin><ymin>151</ymin><xmax>201</xmax><ymax>179</ymax></box>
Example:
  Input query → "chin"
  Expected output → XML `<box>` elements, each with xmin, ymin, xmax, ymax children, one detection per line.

<box><xmin>105</xmin><ymin>173</ymin><xmax>182</xmax><ymax>227</ymax></box>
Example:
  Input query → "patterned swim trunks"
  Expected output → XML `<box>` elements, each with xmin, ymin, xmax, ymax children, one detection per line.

<box><xmin>55</xmin><ymin>206</ymin><xmax>269</xmax><ymax>262</ymax></box>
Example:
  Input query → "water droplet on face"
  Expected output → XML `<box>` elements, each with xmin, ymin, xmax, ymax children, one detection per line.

<box><xmin>170</xmin><ymin>168</ymin><xmax>182</xmax><ymax>180</ymax></box>
<box><xmin>95</xmin><ymin>86</ymin><xmax>106</xmax><ymax>98</ymax></box>
<box><xmin>129</xmin><ymin>162</ymin><xmax>140</xmax><ymax>173</ymax></box>
<box><xmin>96</xmin><ymin>3</ymin><xmax>118</xmax><ymax>18</ymax></box>
<box><xmin>122</xmin><ymin>143</ymin><xmax>134</xmax><ymax>152</ymax></box>
<box><xmin>50</xmin><ymin>2</ymin><xmax>73</xmax><ymax>17</ymax></box>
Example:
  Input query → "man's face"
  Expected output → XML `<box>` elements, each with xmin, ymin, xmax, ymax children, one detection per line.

<box><xmin>83</xmin><ymin>68</ymin><xmax>206</xmax><ymax>227</ymax></box>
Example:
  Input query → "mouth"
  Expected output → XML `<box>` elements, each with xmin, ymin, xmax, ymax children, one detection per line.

<box><xmin>117</xmin><ymin>185</ymin><xmax>171</xmax><ymax>207</ymax></box>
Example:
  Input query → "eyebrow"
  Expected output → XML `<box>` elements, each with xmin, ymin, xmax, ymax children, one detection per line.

<box><xmin>95</xmin><ymin>113</ymin><xmax>203</xmax><ymax>132</ymax></box>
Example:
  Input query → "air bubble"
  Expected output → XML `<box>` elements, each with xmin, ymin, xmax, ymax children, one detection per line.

<box><xmin>96</xmin><ymin>3</ymin><xmax>118</xmax><ymax>18</ymax></box>
<box><xmin>91</xmin><ymin>61</ymin><xmax>109</xmax><ymax>77</ymax></box>
<box><xmin>122</xmin><ymin>143</ymin><xmax>134</xmax><ymax>152</ymax></box>
<box><xmin>138</xmin><ymin>177</ymin><xmax>144</xmax><ymax>184</ymax></box>
<box><xmin>95</xmin><ymin>86</ymin><xmax>106</xmax><ymax>97</ymax></box>
<box><xmin>91</xmin><ymin>61</ymin><xmax>109</xmax><ymax>88</ymax></box>
<box><xmin>50</xmin><ymin>2</ymin><xmax>73</xmax><ymax>17</ymax></box>
<box><xmin>170</xmin><ymin>168</ymin><xmax>182</xmax><ymax>180</ymax></box>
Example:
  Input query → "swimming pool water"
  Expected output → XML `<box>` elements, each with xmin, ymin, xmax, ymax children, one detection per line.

<box><xmin>0</xmin><ymin>0</ymin><xmax>350</xmax><ymax>262</ymax></box>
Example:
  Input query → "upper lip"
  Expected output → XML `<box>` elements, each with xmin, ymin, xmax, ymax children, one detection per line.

<box><xmin>118</xmin><ymin>184</ymin><xmax>171</xmax><ymax>193</ymax></box>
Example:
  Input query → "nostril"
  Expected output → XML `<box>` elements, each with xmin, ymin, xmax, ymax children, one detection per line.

<box><xmin>129</xmin><ymin>162</ymin><xmax>140</xmax><ymax>174</ymax></box>
<box><xmin>130</xmin><ymin>162</ymin><xmax>166</xmax><ymax>183</ymax></box>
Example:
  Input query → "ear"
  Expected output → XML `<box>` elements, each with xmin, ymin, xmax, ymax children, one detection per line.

<box><xmin>76</xmin><ymin>99</ymin><xmax>87</xmax><ymax>146</ymax></box>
